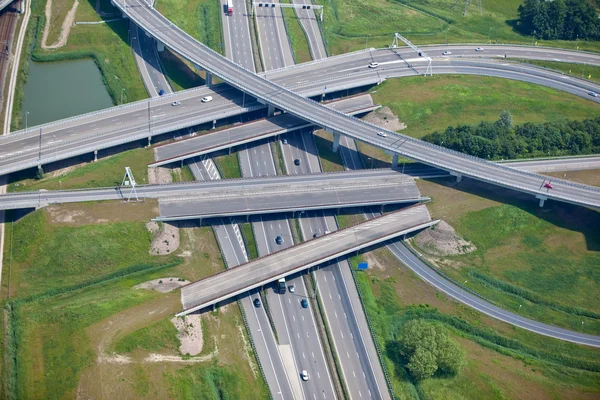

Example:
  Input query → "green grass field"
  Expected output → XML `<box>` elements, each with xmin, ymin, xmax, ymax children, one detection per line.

<box><xmin>240</xmin><ymin>223</ymin><xmax>259</xmax><ymax>260</ymax></box>
<box><xmin>281</xmin><ymin>3</ymin><xmax>313</xmax><ymax>63</ymax></box>
<box><xmin>8</xmin><ymin>148</ymin><xmax>154</xmax><ymax>192</ymax></box>
<box><xmin>316</xmin><ymin>0</ymin><xmax>600</xmax><ymax>55</ymax></box>
<box><xmin>157</xmin><ymin>0</ymin><xmax>223</xmax><ymax>54</ymax></box>
<box><xmin>1</xmin><ymin>204</ymin><xmax>266</xmax><ymax>398</ymax></box>
<box><xmin>214</xmin><ymin>152</ymin><xmax>241</xmax><ymax>178</ymax></box>
<box><xmin>370</xmin><ymin>75</ymin><xmax>600</xmax><ymax>138</ymax></box>
<box><xmin>351</xmin><ymin>247</ymin><xmax>600</xmax><ymax>399</ymax></box>
<box><xmin>413</xmin><ymin>177</ymin><xmax>600</xmax><ymax>335</ymax></box>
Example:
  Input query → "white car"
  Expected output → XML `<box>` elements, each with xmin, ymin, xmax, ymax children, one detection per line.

<box><xmin>201</xmin><ymin>96</ymin><xmax>213</xmax><ymax>103</ymax></box>
<box><xmin>368</xmin><ymin>62</ymin><xmax>379</xmax><ymax>68</ymax></box>
<box><xmin>588</xmin><ymin>91</ymin><xmax>598</xmax><ymax>97</ymax></box>
<box><xmin>301</xmin><ymin>370</ymin><xmax>309</xmax><ymax>381</ymax></box>
<box><xmin>289</xmin><ymin>284</ymin><xmax>295</xmax><ymax>293</ymax></box>
<box><xmin>442</xmin><ymin>51</ymin><xmax>452</xmax><ymax>56</ymax></box>
<box><xmin>171</xmin><ymin>101</ymin><xmax>181</xmax><ymax>106</ymax></box>
<box><xmin>475</xmin><ymin>47</ymin><xmax>484</xmax><ymax>52</ymax></box>
<box><xmin>377</xmin><ymin>131</ymin><xmax>387</xmax><ymax>138</ymax></box>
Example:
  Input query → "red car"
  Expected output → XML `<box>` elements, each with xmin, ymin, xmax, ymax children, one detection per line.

<box><xmin>544</xmin><ymin>182</ymin><xmax>553</xmax><ymax>189</ymax></box>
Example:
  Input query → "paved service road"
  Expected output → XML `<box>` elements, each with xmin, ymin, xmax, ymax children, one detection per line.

<box><xmin>363</xmin><ymin>210</ymin><xmax>600</xmax><ymax>348</ymax></box>
<box><xmin>52</xmin><ymin>1</ymin><xmax>600</xmax><ymax>208</ymax></box>
<box><xmin>152</xmin><ymin>93</ymin><xmax>378</xmax><ymax>165</ymax></box>
<box><xmin>131</xmin><ymin>22</ymin><xmax>171</xmax><ymax>97</ymax></box>
<box><xmin>179</xmin><ymin>204</ymin><xmax>436</xmax><ymax>314</ymax></box>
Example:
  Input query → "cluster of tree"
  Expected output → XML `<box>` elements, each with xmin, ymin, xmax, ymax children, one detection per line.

<box><xmin>517</xmin><ymin>0</ymin><xmax>600</xmax><ymax>40</ymax></box>
<box><xmin>397</xmin><ymin>320</ymin><xmax>466</xmax><ymax>380</ymax></box>
<box><xmin>422</xmin><ymin>111</ymin><xmax>600</xmax><ymax>160</ymax></box>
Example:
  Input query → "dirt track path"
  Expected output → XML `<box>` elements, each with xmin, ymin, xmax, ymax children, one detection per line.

<box><xmin>41</xmin><ymin>0</ymin><xmax>79</xmax><ymax>50</ymax></box>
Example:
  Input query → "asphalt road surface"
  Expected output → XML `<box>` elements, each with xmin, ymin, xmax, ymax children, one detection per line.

<box><xmin>112</xmin><ymin>0</ymin><xmax>600</xmax><ymax>208</ymax></box>
<box><xmin>179</xmin><ymin>204</ymin><xmax>435</xmax><ymax>314</ymax></box>
<box><xmin>152</xmin><ymin>93</ymin><xmax>378</xmax><ymax>165</ymax></box>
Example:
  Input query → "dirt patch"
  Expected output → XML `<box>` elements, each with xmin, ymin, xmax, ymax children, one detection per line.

<box><xmin>413</xmin><ymin>220</ymin><xmax>476</xmax><ymax>256</ymax></box>
<box><xmin>41</xmin><ymin>0</ymin><xmax>78</xmax><ymax>50</ymax></box>
<box><xmin>363</xmin><ymin>106</ymin><xmax>406</xmax><ymax>131</ymax></box>
<box><xmin>171</xmin><ymin>314</ymin><xmax>203</xmax><ymax>356</ymax></box>
<box><xmin>237</xmin><ymin>321</ymin><xmax>259</xmax><ymax>378</ymax></box>
<box><xmin>134</xmin><ymin>277</ymin><xmax>189</xmax><ymax>293</ymax></box>
<box><xmin>148</xmin><ymin>167</ymin><xmax>173</xmax><ymax>185</ymax></box>
<box><xmin>147</xmin><ymin>221</ymin><xmax>179</xmax><ymax>255</ymax></box>
<box><xmin>363</xmin><ymin>251</ymin><xmax>387</xmax><ymax>271</ymax></box>
<box><xmin>46</xmin><ymin>200</ymin><xmax>158</xmax><ymax>226</ymax></box>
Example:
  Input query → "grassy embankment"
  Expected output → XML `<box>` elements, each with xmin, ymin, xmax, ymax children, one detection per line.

<box><xmin>520</xmin><ymin>60</ymin><xmax>600</xmax><ymax>85</ymax></box>
<box><xmin>413</xmin><ymin>177</ymin><xmax>600</xmax><ymax>335</ymax></box>
<box><xmin>351</xmin><ymin>244</ymin><xmax>600</xmax><ymax>399</ymax></box>
<box><xmin>12</xmin><ymin>0</ymin><xmax>147</xmax><ymax>130</ymax></box>
<box><xmin>0</xmin><ymin>204</ymin><xmax>267</xmax><ymax>399</ymax></box>
<box><xmin>281</xmin><ymin>0</ymin><xmax>312</xmax><ymax>63</ymax></box>
<box><xmin>316</xmin><ymin>0</ymin><xmax>600</xmax><ymax>55</ymax></box>
<box><xmin>8</xmin><ymin>148</ymin><xmax>154</xmax><ymax>192</ymax></box>
<box><xmin>214</xmin><ymin>152</ymin><xmax>242</xmax><ymax>178</ymax></box>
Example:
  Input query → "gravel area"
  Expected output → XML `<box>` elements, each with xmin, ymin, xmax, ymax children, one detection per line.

<box><xmin>134</xmin><ymin>277</ymin><xmax>189</xmax><ymax>293</ymax></box>
<box><xmin>147</xmin><ymin>221</ymin><xmax>180</xmax><ymax>255</ymax></box>
<box><xmin>363</xmin><ymin>106</ymin><xmax>406</xmax><ymax>131</ymax></box>
<box><xmin>413</xmin><ymin>220</ymin><xmax>476</xmax><ymax>256</ymax></box>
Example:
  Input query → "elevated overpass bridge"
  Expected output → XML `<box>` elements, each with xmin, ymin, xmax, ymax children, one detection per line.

<box><xmin>80</xmin><ymin>0</ymin><xmax>600</xmax><ymax>208</ymax></box>
<box><xmin>178</xmin><ymin>204</ymin><xmax>437</xmax><ymax>315</ymax></box>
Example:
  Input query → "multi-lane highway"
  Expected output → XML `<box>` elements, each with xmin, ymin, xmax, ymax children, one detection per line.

<box><xmin>110</xmin><ymin>0</ymin><xmax>600</xmax><ymax>208</ymax></box>
<box><xmin>1</xmin><ymin>49</ymin><xmax>600</xmax><ymax>179</ymax></box>
<box><xmin>156</xmin><ymin>173</ymin><xmax>424</xmax><ymax>220</ymax></box>
<box><xmin>179</xmin><ymin>204</ymin><xmax>436</xmax><ymax>314</ymax></box>
<box><xmin>152</xmin><ymin>93</ymin><xmax>379</xmax><ymax>165</ymax></box>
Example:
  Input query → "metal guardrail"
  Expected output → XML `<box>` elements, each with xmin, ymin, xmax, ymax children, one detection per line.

<box><xmin>347</xmin><ymin>258</ymin><xmax>397</xmax><ymax>400</ymax></box>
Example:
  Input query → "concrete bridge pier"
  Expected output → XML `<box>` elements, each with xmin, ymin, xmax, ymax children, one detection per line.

<box><xmin>536</xmin><ymin>194</ymin><xmax>548</xmax><ymax>207</ymax></box>
<box><xmin>156</xmin><ymin>41</ymin><xmax>165</xmax><ymax>52</ymax></box>
<box><xmin>331</xmin><ymin>130</ymin><xmax>341</xmax><ymax>153</ymax></box>
<box><xmin>147</xmin><ymin>136</ymin><xmax>152</xmax><ymax>147</ymax></box>
<box><xmin>205</xmin><ymin>72</ymin><xmax>213</xmax><ymax>86</ymax></box>
<box><xmin>212</xmin><ymin>120</ymin><xmax>217</xmax><ymax>129</ymax></box>
<box><xmin>94</xmin><ymin>150</ymin><xmax>98</xmax><ymax>162</ymax></box>
<box><xmin>267</xmin><ymin>104</ymin><xmax>275</xmax><ymax>117</ymax></box>
<box><xmin>450</xmin><ymin>171</ymin><xmax>462</xmax><ymax>182</ymax></box>
<box><xmin>392</xmin><ymin>154</ymin><xmax>399</xmax><ymax>168</ymax></box>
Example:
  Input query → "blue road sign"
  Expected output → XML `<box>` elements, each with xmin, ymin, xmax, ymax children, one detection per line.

<box><xmin>357</xmin><ymin>262</ymin><xmax>368</xmax><ymax>270</ymax></box>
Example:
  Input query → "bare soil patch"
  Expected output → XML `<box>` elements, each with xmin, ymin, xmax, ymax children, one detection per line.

<box><xmin>148</xmin><ymin>167</ymin><xmax>172</xmax><ymax>185</ymax></box>
<box><xmin>46</xmin><ymin>200</ymin><xmax>158</xmax><ymax>226</ymax></box>
<box><xmin>413</xmin><ymin>220</ymin><xmax>476</xmax><ymax>256</ymax></box>
<box><xmin>363</xmin><ymin>106</ymin><xmax>406</xmax><ymax>131</ymax></box>
<box><xmin>171</xmin><ymin>314</ymin><xmax>203</xmax><ymax>356</ymax></box>
<box><xmin>42</xmin><ymin>0</ymin><xmax>78</xmax><ymax>50</ymax></box>
<box><xmin>134</xmin><ymin>277</ymin><xmax>189</xmax><ymax>293</ymax></box>
<box><xmin>147</xmin><ymin>221</ymin><xmax>180</xmax><ymax>255</ymax></box>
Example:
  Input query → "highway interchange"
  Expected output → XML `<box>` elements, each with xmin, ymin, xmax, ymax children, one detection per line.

<box><xmin>2</xmin><ymin>0</ymin><xmax>600</xmax><ymax>398</ymax></box>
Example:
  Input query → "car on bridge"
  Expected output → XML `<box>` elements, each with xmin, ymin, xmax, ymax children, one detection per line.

<box><xmin>442</xmin><ymin>51</ymin><xmax>452</xmax><ymax>55</ymax></box>
<box><xmin>377</xmin><ymin>131</ymin><xmax>387</xmax><ymax>138</ymax></box>
<box><xmin>368</xmin><ymin>62</ymin><xmax>379</xmax><ymax>68</ymax></box>
<box><xmin>201</xmin><ymin>96</ymin><xmax>213</xmax><ymax>103</ymax></box>
<box><xmin>172</xmin><ymin>101</ymin><xmax>181</xmax><ymax>106</ymax></box>
<box><xmin>475</xmin><ymin>47</ymin><xmax>484</xmax><ymax>52</ymax></box>
<box><xmin>544</xmin><ymin>181</ymin><xmax>553</xmax><ymax>189</ymax></box>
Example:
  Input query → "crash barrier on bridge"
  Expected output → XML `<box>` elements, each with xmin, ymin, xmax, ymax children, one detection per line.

<box><xmin>348</xmin><ymin>258</ymin><xmax>397</xmax><ymax>400</ymax></box>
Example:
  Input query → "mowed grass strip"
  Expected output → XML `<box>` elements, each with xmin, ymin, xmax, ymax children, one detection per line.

<box><xmin>113</xmin><ymin>317</ymin><xmax>181</xmax><ymax>354</ymax></box>
<box><xmin>352</xmin><ymin>249</ymin><xmax>600</xmax><ymax>399</ymax></box>
<box><xmin>415</xmin><ymin>177</ymin><xmax>600</xmax><ymax>334</ymax></box>
<box><xmin>317</xmin><ymin>0</ymin><xmax>600</xmax><ymax>55</ymax></box>
<box><xmin>522</xmin><ymin>60</ymin><xmax>600</xmax><ymax>85</ymax></box>
<box><xmin>370</xmin><ymin>75</ymin><xmax>600</xmax><ymax>138</ymax></box>
<box><xmin>281</xmin><ymin>2</ymin><xmax>313</xmax><ymax>63</ymax></box>
<box><xmin>8</xmin><ymin>148</ymin><xmax>154</xmax><ymax>192</ymax></box>
<box><xmin>157</xmin><ymin>0</ymin><xmax>223</xmax><ymax>53</ymax></box>
<box><xmin>314</xmin><ymin>130</ymin><xmax>345</xmax><ymax>172</ymax></box>
<box><xmin>4</xmin><ymin>209</ymin><xmax>176</xmax><ymax>300</ymax></box>
<box><xmin>214</xmin><ymin>152</ymin><xmax>242</xmax><ymax>178</ymax></box>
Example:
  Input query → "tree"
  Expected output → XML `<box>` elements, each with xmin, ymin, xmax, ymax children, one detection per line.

<box><xmin>397</xmin><ymin>320</ymin><xmax>466</xmax><ymax>380</ymax></box>
<box><xmin>35</xmin><ymin>166</ymin><xmax>44</xmax><ymax>180</ymax></box>
<box><xmin>497</xmin><ymin>110</ymin><xmax>513</xmax><ymax>130</ymax></box>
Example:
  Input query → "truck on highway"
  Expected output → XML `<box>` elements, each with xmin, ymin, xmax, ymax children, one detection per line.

<box><xmin>225</xmin><ymin>0</ymin><xmax>233</xmax><ymax>15</ymax></box>
<box><xmin>278</xmin><ymin>278</ymin><xmax>286</xmax><ymax>294</ymax></box>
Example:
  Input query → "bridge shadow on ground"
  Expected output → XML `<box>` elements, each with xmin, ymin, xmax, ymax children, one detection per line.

<box><xmin>423</xmin><ymin>176</ymin><xmax>600</xmax><ymax>252</ymax></box>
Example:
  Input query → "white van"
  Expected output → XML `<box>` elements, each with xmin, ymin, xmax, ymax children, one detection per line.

<box><xmin>201</xmin><ymin>96</ymin><xmax>213</xmax><ymax>103</ymax></box>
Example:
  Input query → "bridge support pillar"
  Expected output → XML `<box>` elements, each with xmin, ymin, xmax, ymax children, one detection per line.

<box><xmin>205</xmin><ymin>72</ymin><xmax>212</xmax><ymax>86</ymax></box>
<box><xmin>19</xmin><ymin>0</ymin><xmax>24</xmax><ymax>13</ymax></box>
<box><xmin>381</xmin><ymin>204</ymin><xmax>385</xmax><ymax>213</ymax></box>
<box><xmin>156</xmin><ymin>41</ymin><xmax>165</xmax><ymax>52</ymax></box>
<box><xmin>198</xmin><ymin>217</ymin><xmax>202</xmax><ymax>226</ymax></box>
<box><xmin>212</xmin><ymin>120</ymin><xmax>217</xmax><ymax>129</ymax></box>
<box><xmin>392</xmin><ymin>154</ymin><xmax>399</xmax><ymax>168</ymax></box>
<box><xmin>94</xmin><ymin>150</ymin><xmax>98</xmax><ymax>162</ymax></box>
<box><xmin>267</xmin><ymin>104</ymin><xmax>275</xmax><ymax>117</ymax></box>
<box><xmin>536</xmin><ymin>195</ymin><xmax>548</xmax><ymax>208</ymax></box>
<box><xmin>332</xmin><ymin>132</ymin><xmax>341</xmax><ymax>153</ymax></box>
<box><xmin>450</xmin><ymin>171</ymin><xmax>462</xmax><ymax>183</ymax></box>
<box><xmin>147</xmin><ymin>136</ymin><xmax>152</xmax><ymax>147</ymax></box>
